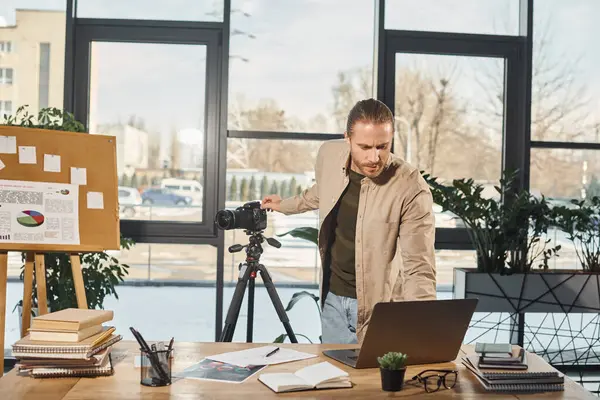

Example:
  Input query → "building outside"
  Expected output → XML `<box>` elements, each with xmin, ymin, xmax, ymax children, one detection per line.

<box><xmin>0</xmin><ymin>9</ymin><xmax>65</xmax><ymax>117</ymax></box>
<box><xmin>97</xmin><ymin>123</ymin><xmax>150</xmax><ymax>179</ymax></box>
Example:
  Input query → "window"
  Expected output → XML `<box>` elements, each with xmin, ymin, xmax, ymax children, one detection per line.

<box><xmin>39</xmin><ymin>43</ymin><xmax>51</xmax><ymax>109</ymax></box>
<box><xmin>223</xmin><ymin>286</ymin><xmax>322</xmax><ymax>343</ymax></box>
<box><xmin>0</xmin><ymin>41</ymin><xmax>12</xmax><ymax>53</ymax></box>
<box><xmin>76</xmin><ymin>0</ymin><xmax>224</xmax><ymax>21</ymax></box>
<box><xmin>385</xmin><ymin>0</ymin><xmax>521</xmax><ymax>35</ymax></box>
<box><xmin>228</xmin><ymin>0</ymin><xmax>376</xmax><ymax>133</ymax></box>
<box><xmin>530</xmin><ymin>149</ymin><xmax>600</xmax><ymax>201</ymax></box>
<box><xmin>393</xmin><ymin>54</ymin><xmax>503</xmax><ymax>185</ymax></box>
<box><xmin>88</xmin><ymin>42</ymin><xmax>207</xmax><ymax>222</ymax></box>
<box><xmin>532</xmin><ymin>0</ymin><xmax>600</xmax><ymax>143</ymax></box>
<box><xmin>435</xmin><ymin>250</ymin><xmax>477</xmax><ymax>287</ymax></box>
<box><xmin>0</xmin><ymin>101</ymin><xmax>12</xmax><ymax>116</ymax></box>
<box><xmin>0</xmin><ymin>68</ymin><xmax>13</xmax><ymax>85</ymax></box>
<box><xmin>226</xmin><ymin>138</ymin><xmax>321</xmax><ymax>284</ymax></box>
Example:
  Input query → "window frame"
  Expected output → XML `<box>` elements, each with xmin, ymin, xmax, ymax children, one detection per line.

<box><xmin>69</xmin><ymin>20</ymin><xmax>225</xmax><ymax>243</ymax></box>
<box><xmin>378</xmin><ymin>29</ymin><xmax>529</xmax><ymax>249</ymax></box>
<box><xmin>58</xmin><ymin>0</ymin><xmax>547</xmax><ymax>342</ymax></box>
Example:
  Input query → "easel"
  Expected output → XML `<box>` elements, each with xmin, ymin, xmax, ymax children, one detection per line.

<box><xmin>0</xmin><ymin>252</ymin><xmax>88</xmax><ymax>376</ymax></box>
<box><xmin>0</xmin><ymin>125</ymin><xmax>120</xmax><ymax>378</ymax></box>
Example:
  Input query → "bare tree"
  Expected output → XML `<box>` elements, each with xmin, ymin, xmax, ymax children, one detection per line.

<box><xmin>331</xmin><ymin>68</ymin><xmax>372</xmax><ymax>132</ymax></box>
<box><xmin>330</xmin><ymin>65</ymin><xmax>498</xmax><ymax>181</ymax></box>
<box><xmin>169</xmin><ymin>129</ymin><xmax>180</xmax><ymax>173</ymax></box>
<box><xmin>475</xmin><ymin>19</ymin><xmax>592</xmax><ymax>198</ymax></box>
<box><xmin>394</xmin><ymin>68</ymin><xmax>471</xmax><ymax>176</ymax></box>
<box><xmin>226</xmin><ymin>95</ymin><xmax>318</xmax><ymax>173</ymax></box>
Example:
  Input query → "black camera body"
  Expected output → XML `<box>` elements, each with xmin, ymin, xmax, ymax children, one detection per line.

<box><xmin>215</xmin><ymin>201</ymin><xmax>267</xmax><ymax>231</ymax></box>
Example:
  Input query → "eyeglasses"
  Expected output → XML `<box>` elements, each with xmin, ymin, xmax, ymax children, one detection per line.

<box><xmin>408</xmin><ymin>369</ymin><xmax>458</xmax><ymax>393</ymax></box>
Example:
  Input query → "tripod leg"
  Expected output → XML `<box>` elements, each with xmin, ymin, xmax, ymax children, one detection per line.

<box><xmin>220</xmin><ymin>263</ymin><xmax>252</xmax><ymax>342</ymax></box>
<box><xmin>247</xmin><ymin>277</ymin><xmax>255</xmax><ymax>343</ymax></box>
<box><xmin>256</xmin><ymin>264</ymin><xmax>298</xmax><ymax>343</ymax></box>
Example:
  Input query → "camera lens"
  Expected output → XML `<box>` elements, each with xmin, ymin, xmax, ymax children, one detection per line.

<box><xmin>215</xmin><ymin>210</ymin><xmax>235</xmax><ymax>230</ymax></box>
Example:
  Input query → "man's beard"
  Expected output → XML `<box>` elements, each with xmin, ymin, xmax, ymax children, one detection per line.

<box><xmin>355</xmin><ymin>161</ymin><xmax>383</xmax><ymax>178</ymax></box>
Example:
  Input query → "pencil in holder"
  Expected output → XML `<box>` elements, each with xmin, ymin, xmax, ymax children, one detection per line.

<box><xmin>140</xmin><ymin>349</ymin><xmax>172</xmax><ymax>387</ymax></box>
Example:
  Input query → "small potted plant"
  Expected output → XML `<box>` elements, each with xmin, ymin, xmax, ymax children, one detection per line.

<box><xmin>377</xmin><ymin>351</ymin><xmax>408</xmax><ymax>392</ymax></box>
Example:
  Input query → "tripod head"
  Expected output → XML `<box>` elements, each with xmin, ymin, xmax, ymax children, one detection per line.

<box><xmin>228</xmin><ymin>230</ymin><xmax>281</xmax><ymax>261</ymax></box>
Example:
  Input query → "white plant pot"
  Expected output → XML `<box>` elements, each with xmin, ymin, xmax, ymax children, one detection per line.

<box><xmin>454</xmin><ymin>268</ymin><xmax>600</xmax><ymax>313</ymax></box>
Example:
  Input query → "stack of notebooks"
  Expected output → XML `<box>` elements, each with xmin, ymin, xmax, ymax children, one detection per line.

<box><xmin>462</xmin><ymin>343</ymin><xmax>564</xmax><ymax>393</ymax></box>
<box><xmin>12</xmin><ymin>308</ymin><xmax>122</xmax><ymax>378</ymax></box>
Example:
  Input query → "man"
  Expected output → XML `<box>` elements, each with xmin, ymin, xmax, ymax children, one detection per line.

<box><xmin>261</xmin><ymin>98</ymin><xmax>436</xmax><ymax>344</ymax></box>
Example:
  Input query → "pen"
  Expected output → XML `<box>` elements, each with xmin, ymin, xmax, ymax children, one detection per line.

<box><xmin>265</xmin><ymin>347</ymin><xmax>280</xmax><ymax>358</ymax></box>
<box><xmin>130</xmin><ymin>327</ymin><xmax>169</xmax><ymax>384</ymax></box>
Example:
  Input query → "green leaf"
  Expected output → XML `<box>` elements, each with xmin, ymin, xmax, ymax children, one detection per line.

<box><xmin>273</xmin><ymin>334</ymin><xmax>286</xmax><ymax>343</ymax></box>
<box><xmin>273</xmin><ymin>333</ymin><xmax>314</xmax><ymax>344</ymax></box>
<box><xmin>285</xmin><ymin>291</ymin><xmax>320</xmax><ymax>312</ymax></box>
<box><xmin>277</xmin><ymin>227</ymin><xmax>318</xmax><ymax>245</ymax></box>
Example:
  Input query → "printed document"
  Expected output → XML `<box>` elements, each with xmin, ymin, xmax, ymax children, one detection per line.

<box><xmin>0</xmin><ymin>179</ymin><xmax>80</xmax><ymax>245</ymax></box>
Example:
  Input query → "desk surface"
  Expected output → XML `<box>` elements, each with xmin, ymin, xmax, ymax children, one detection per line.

<box><xmin>0</xmin><ymin>341</ymin><xmax>595</xmax><ymax>399</ymax></box>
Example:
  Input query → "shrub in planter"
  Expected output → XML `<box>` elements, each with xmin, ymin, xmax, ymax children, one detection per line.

<box><xmin>377</xmin><ymin>351</ymin><xmax>408</xmax><ymax>392</ymax></box>
<box><xmin>422</xmin><ymin>169</ymin><xmax>560</xmax><ymax>274</ymax></box>
<box><xmin>15</xmin><ymin>234</ymin><xmax>134</xmax><ymax>312</ymax></box>
<box><xmin>552</xmin><ymin>196</ymin><xmax>600</xmax><ymax>272</ymax></box>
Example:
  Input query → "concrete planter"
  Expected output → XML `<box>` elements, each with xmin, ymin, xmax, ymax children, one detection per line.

<box><xmin>453</xmin><ymin>268</ymin><xmax>600</xmax><ymax>313</ymax></box>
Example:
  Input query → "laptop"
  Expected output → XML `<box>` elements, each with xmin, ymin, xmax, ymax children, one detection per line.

<box><xmin>323</xmin><ymin>298</ymin><xmax>478</xmax><ymax>369</ymax></box>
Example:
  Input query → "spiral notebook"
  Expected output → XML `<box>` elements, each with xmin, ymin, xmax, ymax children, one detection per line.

<box><xmin>12</xmin><ymin>329</ymin><xmax>122</xmax><ymax>359</ymax></box>
<box><xmin>29</xmin><ymin>353</ymin><xmax>114</xmax><ymax>379</ymax></box>
<box><xmin>462</xmin><ymin>355</ymin><xmax>564</xmax><ymax>393</ymax></box>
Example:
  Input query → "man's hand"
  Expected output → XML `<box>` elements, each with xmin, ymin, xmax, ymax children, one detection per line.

<box><xmin>261</xmin><ymin>194</ymin><xmax>282</xmax><ymax>212</ymax></box>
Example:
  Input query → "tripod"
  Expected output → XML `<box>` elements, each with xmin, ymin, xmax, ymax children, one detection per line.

<box><xmin>219</xmin><ymin>230</ymin><xmax>298</xmax><ymax>343</ymax></box>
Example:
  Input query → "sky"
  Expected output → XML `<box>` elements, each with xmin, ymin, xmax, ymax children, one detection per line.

<box><xmin>1</xmin><ymin>0</ymin><xmax>599</xmax><ymax>139</ymax></box>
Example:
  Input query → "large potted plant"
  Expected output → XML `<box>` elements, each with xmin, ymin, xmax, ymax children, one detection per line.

<box><xmin>4</xmin><ymin>106</ymin><xmax>134</xmax><ymax>319</ymax></box>
<box><xmin>422</xmin><ymin>170</ymin><xmax>575</xmax><ymax>314</ymax></box>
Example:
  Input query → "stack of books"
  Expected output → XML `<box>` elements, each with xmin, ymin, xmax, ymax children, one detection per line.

<box><xmin>475</xmin><ymin>343</ymin><xmax>528</xmax><ymax>370</ymax></box>
<box><xmin>11</xmin><ymin>308</ymin><xmax>122</xmax><ymax>378</ymax></box>
<box><xmin>462</xmin><ymin>343</ymin><xmax>564</xmax><ymax>393</ymax></box>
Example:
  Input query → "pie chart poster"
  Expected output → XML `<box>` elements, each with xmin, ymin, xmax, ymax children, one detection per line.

<box><xmin>0</xmin><ymin>179</ymin><xmax>81</xmax><ymax>245</ymax></box>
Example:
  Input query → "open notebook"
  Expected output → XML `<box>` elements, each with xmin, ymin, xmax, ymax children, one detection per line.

<box><xmin>258</xmin><ymin>362</ymin><xmax>352</xmax><ymax>393</ymax></box>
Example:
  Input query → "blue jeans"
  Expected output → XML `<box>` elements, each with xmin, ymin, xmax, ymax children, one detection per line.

<box><xmin>321</xmin><ymin>292</ymin><xmax>358</xmax><ymax>344</ymax></box>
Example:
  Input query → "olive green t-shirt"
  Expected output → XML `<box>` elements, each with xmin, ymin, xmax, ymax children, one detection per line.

<box><xmin>329</xmin><ymin>168</ymin><xmax>364</xmax><ymax>299</ymax></box>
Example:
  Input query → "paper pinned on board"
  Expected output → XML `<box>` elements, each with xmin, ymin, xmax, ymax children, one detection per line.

<box><xmin>71</xmin><ymin>167</ymin><xmax>87</xmax><ymax>185</ymax></box>
<box><xmin>44</xmin><ymin>154</ymin><xmax>61</xmax><ymax>173</ymax></box>
<box><xmin>0</xmin><ymin>158</ymin><xmax>5</xmax><ymax>170</ymax></box>
<box><xmin>0</xmin><ymin>136</ymin><xmax>17</xmax><ymax>154</ymax></box>
<box><xmin>18</xmin><ymin>146</ymin><xmax>37</xmax><ymax>164</ymax></box>
<box><xmin>0</xmin><ymin>179</ymin><xmax>80</xmax><ymax>245</ymax></box>
<box><xmin>87</xmin><ymin>192</ymin><xmax>104</xmax><ymax>209</ymax></box>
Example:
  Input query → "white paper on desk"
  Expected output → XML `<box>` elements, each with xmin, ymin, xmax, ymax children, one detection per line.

<box><xmin>0</xmin><ymin>136</ymin><xmax>17</xmax><ymax>154</ymax></box>
<box><xmin>19</xmin><ymin>146</ymin><xmax>36</xmax><ymax>164</ymax></box>
<box><xmin>206</xmin><ymin>346</ymin><xmax>317</xmax><ymax>368</ymax></box>
<box><xmin>44</xmin><ymin>154</ymin><xmax>61</xmax><ymax>172</ymax></box>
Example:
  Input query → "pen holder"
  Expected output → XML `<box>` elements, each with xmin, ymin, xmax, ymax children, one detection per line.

<box><xmin>140</xmin><ymin>349</ymin><xmax>172</xmax><ymax>387</ymax></box>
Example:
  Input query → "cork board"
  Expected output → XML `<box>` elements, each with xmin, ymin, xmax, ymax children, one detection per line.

<box><xmin>0</xmin><ymin>126</ymin><xmax>119</xmax><ymax>252</ymax></box>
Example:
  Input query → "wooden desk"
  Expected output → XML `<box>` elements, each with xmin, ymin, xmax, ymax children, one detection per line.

<box><xmin>0</xmin><ymin>341</ymin><xmax>595</xmax><ymax>399</ymax></box>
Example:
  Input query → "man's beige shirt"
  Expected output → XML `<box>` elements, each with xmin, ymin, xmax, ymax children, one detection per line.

<box><xmin>279</xmin><ymin>139</ymin><xmax>436</xmax><ymax>343</ymax></box>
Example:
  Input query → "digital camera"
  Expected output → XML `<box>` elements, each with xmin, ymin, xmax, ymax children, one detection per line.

<box><xmin>215</xmin><ymin>201</ymin><xmax>267</xmax><ymax>231</ymax></box>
